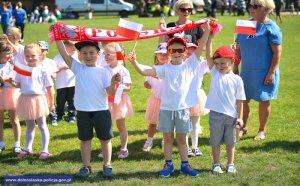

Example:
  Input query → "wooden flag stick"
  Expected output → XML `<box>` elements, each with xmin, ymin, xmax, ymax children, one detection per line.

<box><xmin>132</xmin><ymin>41</ymin><xmax>138</xmax><ymax>51</ymax></box>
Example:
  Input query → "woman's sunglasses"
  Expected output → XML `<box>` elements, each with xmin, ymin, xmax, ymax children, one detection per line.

<box><xmin>249</xmin><ymin>4</ymin><xmax>262</xmax><ymax>9</ymax></box>
<box><xmin>179</xmin><ymin>7</ymin><xmax>193</xmax><ymax>13</ymax></box>
<box><xmin>168</xmin><ymin>48</ymin><xmax>186</xmax><ymax>54</ymax></box>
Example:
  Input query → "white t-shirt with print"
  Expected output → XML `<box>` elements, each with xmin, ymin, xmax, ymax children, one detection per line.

<box><xmin>71</xmin><ymin>59</ymin><xmax>112</xmax><ymax>111</ymax></box>
<box><xmin>0</xmin><ymin>62</ymin><xmax>16</xmax><ymax>87</ymax></box>
<box><xmin>205</xmin><ymin>65</ymin><xmax>246</xmax><ymax>118</ymax></box>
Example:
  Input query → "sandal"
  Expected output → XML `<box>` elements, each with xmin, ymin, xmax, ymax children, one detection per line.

<box><xmin>254</xmin><ymin>131</ymin><xmax>266</xmax><ymax>140</ymax></box>
<box><xmin>39</xmin><ymin>152</ymin><xmax>52</xmax><ymax>160</ymax></box>
<box><xmin>239</xmin><ymin>128</ymin><xmax>248</xmax><ymax>138</ymax></box>
<box><xmin>17</xmin><ymin>150</ymin><xmax>33</xmax><ymax>158</ymax></box>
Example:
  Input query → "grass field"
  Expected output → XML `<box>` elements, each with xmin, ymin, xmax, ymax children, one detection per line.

<box><xmin>0</xmin><ymin>14</ymin><xmax>299</xmax><ymax>185</ymax></box>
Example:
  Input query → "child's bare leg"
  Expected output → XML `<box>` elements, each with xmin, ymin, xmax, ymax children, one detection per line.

<box><xmin>116</xmin><ymin>118</ymin><xmax>128</xmax><ymax>150</ymax></box>
<box><xmin>0</xmin><ymin>111</ymin><xmax>4</xmax><ymax>142</ymax></box>
<box><xmin>147</xmin><ymin>123</ymin><xmax>157</xmax><ymax>138</ymax></box>
<box><xmin>163</xmin><ymin>132</ymin><xmax>174</xmax><ymax>160</ymax></box>
<box><xmin>212</xmin><ymin>145</ymin><xmax>221</xmax><ymax>164</ymax></box>
<box><xmin>101</xmin><ymin>139</ymin><xmax>112</xmax><ymax>166</ymax></box>
<box><xmin>8</xmin><ymin>110</ymin><xmax>21</xmax><ymax>145</ymax></box>
<box><xmin>80</xmin><ymin>140</ymin><xmax>91</xmax><ymax>167</ymax></box>
<box><xmin>176</xmin><ymin>133</ymin><xmax>188</xmax><ymax>161</ymax></box>
<box><xmin>226</xmin><ymin>145</ymin><xmax>235</xmax><ymax>165</ymax></box>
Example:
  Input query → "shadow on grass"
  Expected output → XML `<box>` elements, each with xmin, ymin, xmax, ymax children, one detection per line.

<box><xmin>52</xmin><ymin>133</ymin><xmax>78</xmax><ymax>140</ymax></box>
<box><xmin>239</xmin><ymin>140</ymin><xmax>300</xmax><ymax>153</ymax></box>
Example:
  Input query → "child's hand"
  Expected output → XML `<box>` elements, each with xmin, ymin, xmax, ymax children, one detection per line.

<box><xmin>2</xmin><ymin>34</ymin><xmax>8</xmax><ymax>40</ymax></box>
<box><xmin>144</xmin><ymin>81</ymin><xmax>151</xmax><ymax>89</ymax></box>
<box><xmin>236</xmin><ymin>119</ymin><xmax>243</xmax><ymax>128</ymax></box>
<box><xmin>127</xmin><ymin>51</ymin><xmax>136</xmax><ymax>63</ymax></box>
<box><xmin>203</xmin><ymin>20</ymin><xmax>211</xmax><ymax>33</ymax></box>
<box><xmin>159</xmin><ymin>16</ymin><xmax>166</xmax><ymax>29</ymax></box>
<box><xmin>112</xmin><ymin>73</ymin><xmax>121</xmax><ymax>84</ymax></box>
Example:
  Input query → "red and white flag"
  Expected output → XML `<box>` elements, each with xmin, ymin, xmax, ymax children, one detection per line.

<box><xmin>13</xmin><ymin>62</ymin><xmax>33</xmax><ymax>76</ymax></box>
<box><xmin>235</xmin><ymin>20</ymin><xmax>257</xmax><ymax>35</ymax></box>
<box><xmin>116</xmin><ymin>19</ymin><xmax>143</xmax><ymax>40</ymax></box>
<box><xmin>116</xmin><ymin>43</ymin><xmax>125</xmax><ymax>65</ymax></box>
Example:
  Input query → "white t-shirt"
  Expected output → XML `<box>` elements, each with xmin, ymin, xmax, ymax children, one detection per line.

<box><xmin>97</xmin><ymin>52</ymin><xmax>107</xmax><ymax>67</ymax></box>
<box><xmin>205</xmin><ymin>66</ymin><xmax>246</xmax><ymax>118</ymax></box>
<box><xmin>12</xmin><ymin>44</ymin><xmax>26</xmax><ymax>65</ymax></box>
<box><xmin>71</xmin><ymin>59</ymin><xmax>112</xmax><ymax>111</ymax></box>
<box><xmin>41</xmin><ymin>58</ymin><xmax>58</xmax><ymax>84</ymax></box>
<box><xmin>154</xmin><ymin>53</ymin><xmax>200</xmax><ymax>110</ymax></box>
<box><xmin>15</xmin><ymin>65</ymin><xmax>53</xmax><ymax>95</ymax></box>
<box><xmin>0</xmin><ymin>62</ymin><xmax>16</xmax><ymax>87</ymax></box>
<box><xmin>145</xmin><ymin>76</ymin><xmax>164</xmax><ymax>99</ymax></box>
<box><xmin>193</xmin><ymin>58</ymin><xmax>210</xmax><ymax>94</ymax></box>
<box><xmin>53</xmin><ymin>54</ymin><xmax>76</xmax><ymax>89</ymax></box>
<box><xmin>104</xmin><ymin>65</ymin><xmax>131</xmax><ymax>84</ymax></box>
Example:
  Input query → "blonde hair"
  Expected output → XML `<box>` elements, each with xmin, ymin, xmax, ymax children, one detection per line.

<box><xmin>17</xmin><ymin>2</ymin><xmax>22</xmax><ymax>8</ymax></box>
<box><xmin>7</xmin><ymin>27</ymin><xmax>22</xmax><ymax>40</ymax></box>
<box><xmin>174</xmin><ymin>0</ymin><xmax>193</xmax><ymax>11</ymax></box>
<box><xmin>250</xmin><ymin>0</ymin><xmax>275</xmax><ymax>12</ymax></box>
<box><xmin>24</xmin><ymin>43</ymin><xmax>42</xmax><ymax>55</ymax></box>
<box><xmin>0</xmin><ymin>41</ymin><xmax>13</xmax><ymax>54</ymax></box>
<box><xmin>105</xmin><ymin>42</ymin><xmax>117</xmax><ymax>52</ymax></box>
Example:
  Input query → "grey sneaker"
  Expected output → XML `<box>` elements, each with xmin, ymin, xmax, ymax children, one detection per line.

<box><xmin>212</xmin><ymin>164</ymin><xmax>223</xmax><ymax>174</ymax></box>
<box><xmin>226</xmin><ymin>164</ymin><xmax>237</xmax><ymax>174</ymax></box>
<box><xmin>188</xmin><ymin>148</ymin><xmax>195</xmax><ymax>157</ymax></box>
<box><xmin>103</xmin><ymin>165</ymin><xmax>113</xmax><ymax>178</ymax></box>
<box><xmin>76</xmin><ymin>167</ymin><xmax>91</xmax><ymax>178</ymax></box>
<box><xmin>192</xmin><ymin>148</ymin><xmax>203</xmax><ymax>156</ymax></box>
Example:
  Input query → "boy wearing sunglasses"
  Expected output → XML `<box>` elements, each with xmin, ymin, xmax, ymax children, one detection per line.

<box><xmin>128</xmin><ymin>22</ymin><xmax>211</xmax><ymax>178</ymax></box>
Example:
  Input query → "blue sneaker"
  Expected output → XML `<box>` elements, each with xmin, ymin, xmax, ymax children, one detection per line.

<box><xmin>76</xmin><ymin>167</ymin><xmax>91</xmax><ymax>178</ymax></box>
<box><xmin>159</xmin><ymin>163</ymin><xmax>174</xmax><ymax>178</ymax></box>
<box><xmin>180</xmin><ymin>164</ymin><xmax>200</xmax><ymax>177</ymax></box>
<box><xmin>69</xmin><ymin>116</ymin><xmax>76</xmax><ymax>123</ymax></box>
<box><xmin>57</xmin><ymin>116</ymin><xmax>63</xmax><ymax>122</ymax></box>
<box><xmin>103</xmin><ymin>165</ymin><xmax>113</xmax><ymax>178</ymax></box>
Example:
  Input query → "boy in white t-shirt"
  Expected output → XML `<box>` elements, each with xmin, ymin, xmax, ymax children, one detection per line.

<box><xmin>205</xmin><ymin>36</ymin><xmax>246</xmax><ymax>174</ymax></box>
<box><xmin>38</xmin><ymin>41</ymin><xmax>58</xmax><ymax>126</ymax></box>
<box><xmin>128</xmin><ymin>22</ymin><xmax>210</xmax><ymax>178</ymax></box>
<box><xmin>53</xmin><ymin>41</ymin><xmax>77</xmax><ymax>123</ymax></box>
<box><xmin>54</xmin><ymin>36</ymin><xmax>120</xmax><ymax>179</ymax></box>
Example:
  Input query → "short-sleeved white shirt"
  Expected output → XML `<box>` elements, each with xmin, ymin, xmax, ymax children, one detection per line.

<box><xmin>12</xmin><ymin>44</ymin><xmax>26</xmax><ymax>65</ymax></box>
<box><xmin>104</xmin><ymin>65</ymin><xmax>131</xmax><ymax>84</ymax></box>
<box><xmin>153</xmin><ymin>53</ymin><xmax>200</xmax><ymax>110</ymax></box>
<box><xmin>205</xmin><ymin>66</ymin><xmax>246</xmax><ymax>118</ymax></box>
<box><xmin>0</xmin><ymin>62</ymin><xmax>16</xmax><ymax>87</ymax></box>
<box><xmin>145</xmin><ymin>76</ymin><xmax>164</xmax><ymax>99</ymax></box>
<box><xmin>53</xmin><ymin>54</ymin><xmax>76</xmax><ymax>89</ymax></box>
<box><xmin>71</xmin><ymin>59</ymin><xmax>112</xmax><ymax>111</ymax></box>
<box><xmin>15</xmin><ymin>65</ymin><xmax>53</xmax><ymax>95</ymax></box>
<box><xmin>41</xmin><ymin>58</ymin><xmax>58</xmax><ymax>83</ymax></box>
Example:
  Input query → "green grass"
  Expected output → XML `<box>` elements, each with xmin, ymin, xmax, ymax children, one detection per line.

<box><xmin>1</xmin><ymin>14</ymin><xmax>300</xmax><ymax>185</ymax></box>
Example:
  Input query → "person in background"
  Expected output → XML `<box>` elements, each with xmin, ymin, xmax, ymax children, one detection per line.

<box><xmin>0</xmin><ymin>2</ymin><xmax>12</xmax><ymax>34</ymax></box>
<box><xmin>12</xmin><ymin>2</ymin><xmax>26</xmax><ymax>42</ymax></box>
<box><xmin>234</xmin><ymin>0</ymin><xmax>282</xmax><ymax>140</ymax></box>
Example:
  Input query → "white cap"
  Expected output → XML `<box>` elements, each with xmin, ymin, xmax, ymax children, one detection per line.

<box><xmin>154</xmin><ymin>43</ymin><xmax>167</xmax><ymax>54</ymax></box>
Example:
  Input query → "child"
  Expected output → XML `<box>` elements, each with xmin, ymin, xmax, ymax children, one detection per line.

<box><xmin>5</xmin><ymin>27</ymin><xmax>26</xmax><ymax>65</ymax></box>
<box><xmin>10</xmin><ymin>43</ymin><xmax>54</xmax><ymax>159</ymax></box>
<box><xmin>103</xmin><ymin>42</ymin><xmax>133</xmax><ymax>159</ymax></box>
<box><xmin>142</xmin><ymin>42</ymin><xmax>169</xmax><ymax>152</ymax></box>
<box><xmin>53</xmin><ymin>40</ymin><xmax>77</xmax><ymax>123</ymax></box>
<box><xmin>55</xmin><ymin>38</ymin><xmax>120</xmax><ymax>178</ymax></box>
<box><xmin>0</xmin><ymin>40</ymin><xmax>21</xmax><ymax>153</ymax></box>
<box><xmin>205</xmin><ymin>36</ymin><xmax>245</xmax><ymax>174</ymax></box>
<box><xmin>185</xmin><ymin>42</ymin><xmax>210</xmax><ymax>157</ymax></box>
<box><xmin>127</xmin><ymin>22</ymin><xmax>210</xmax><ymax>177</ymax></box>
<box><xmin>38</xmin><ymin>41</ymin><xmax>58</xmax><ymax>126</ymax></box>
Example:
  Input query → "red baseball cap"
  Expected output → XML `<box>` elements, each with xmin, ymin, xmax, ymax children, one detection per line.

<box><xmin>167</xmin><ymin>36</ymin><xmax>187</xmax><ymax>49</ymax></box>
<box><xmin>213</xmin><ymin>46</ymin><xmax>240</xmax><ymax>63</ymax></box>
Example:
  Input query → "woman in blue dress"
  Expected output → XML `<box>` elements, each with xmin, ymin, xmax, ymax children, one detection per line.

<box><xmin>234</xmin><ymin>0</ymin><xmax>282</xmax><ymax>140</ymax></box>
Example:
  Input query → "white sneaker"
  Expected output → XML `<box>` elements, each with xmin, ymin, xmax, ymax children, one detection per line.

<box><xmin>98</xmin><ymin>150</ymin><xmax>103</xmax><ymax>159</ymax></box>
<box><xmin>227</xmin><ymin>165</ymin><xmax>237</xmax><ymax>174</ymax></box>
<box><xmin>192</xmin><ymin>148</ymin><xmax>203</xmax><ymax>156</ymax></box>
<box><xmin>212</xmin><ymin>164</ymin><xmax>223</xmax><ymax>174</ymax></box>
<box><xmin>14</xmin><ymin>146</ymin><xmax>22</xmax><ymax>153</ymax></box>
<box><xmin>188</xmin><ymin>149</ymin><xmax>195</xmax><ymax>157</ymax></box>
<box><xmin>118</xmin><ymin>149</ymin><xmax>129</xmax><ymax>159</ymax></box>
<box><xmin>143</xmin><ymin>140</ymin><xmax>153</xmax><ymax>152</ymax></box>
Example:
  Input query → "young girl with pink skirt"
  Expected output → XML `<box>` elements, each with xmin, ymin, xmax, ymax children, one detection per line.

<box><xmin>0</xmin><ymin>40</ymin><xmax>21</xmax><ymax>153</ymax></box>
<box><xmin>9</xmin><ymin>43</ymin><xmax>54</xmax><ymax>159</ymax></box>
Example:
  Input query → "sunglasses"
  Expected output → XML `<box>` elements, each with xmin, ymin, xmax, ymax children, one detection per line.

<box><xmin>249</xmin><ymin>4</ymin><xmax>262</xmax><ymax>9</ymax></box>
<box><xmin>179</xmin><ymin>7</ymin><xmax>193</xmax><ymax>13</ymax></box>
<box><xmin>168</xmin><ymin>48</ymin><xmax>186</xmax><ymax>54</ymax></box>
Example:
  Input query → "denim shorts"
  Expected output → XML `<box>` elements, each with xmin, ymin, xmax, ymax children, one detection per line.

<box><xmin>209</xmin><ymin>111</ymin><xmax>237</xmax><ymax>146</ymax></box>
<box><xmin>77</xmin><ymin>110</ymin><xmax>114</xmax><ymax>141</ymax></box>
<box><xmin>158</xmin><ymin>109</ymin><xmax>192</xmax><ymax>134</ymax></box>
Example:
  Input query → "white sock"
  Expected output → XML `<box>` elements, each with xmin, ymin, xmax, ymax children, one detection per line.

<box><xmin>147</xmin><ymin>137</ymin><xmax>153</xmax><ymax>142</ymax></box>
<box><xmin>37</xmin><ymin>117</ymin><xmax>50</xmax><ymax>153</ymax></box>
<box><xmin>25</xmin><ymin>120</ymin><xmax>36</xmax><ymax>152</ymax></box>
<box><xmin>14</xmin><ymin>141</ymin><xmax>20</xmax><ymax>147</ymax></box>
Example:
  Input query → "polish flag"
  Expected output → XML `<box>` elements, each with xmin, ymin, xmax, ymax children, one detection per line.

<box><xmin>116</xmin><ymin>43</ymin><xmax>125</xmax><ymax>65</ymax></box>
<box><xmin>235</xmin><ymin>20</ymin><xmax>257</xmax><ymax>35</ymax></box>
<box><xmin>13</xmin><ymin>62</ymin><xmax>33</xmax><ymax>76</ymax></box>
<box><xmin>116</xmin><ymin>19</ymin><xmax>143</xmax><ymax>40</ymax></box>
